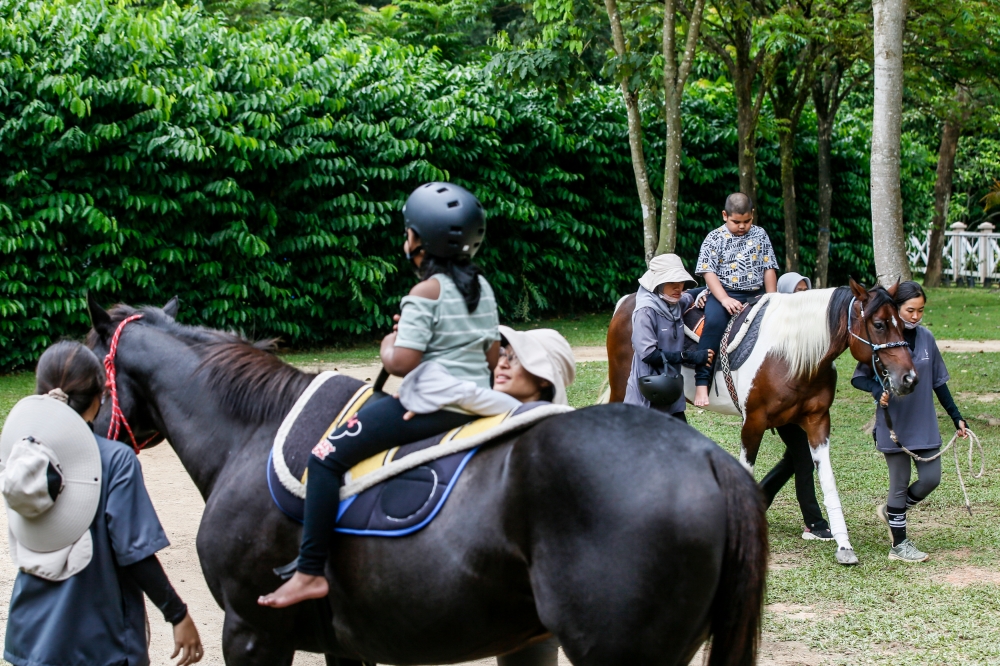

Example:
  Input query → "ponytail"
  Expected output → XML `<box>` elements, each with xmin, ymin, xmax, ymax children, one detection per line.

<box><xmin>419</xmin><ymin>255</ymin><xmax>484</xmax><ymax>312</ymax></box>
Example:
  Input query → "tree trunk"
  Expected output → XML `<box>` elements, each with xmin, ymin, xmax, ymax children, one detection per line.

<box><xmin>604</xmin><ymin>0</ymin><xmax>659</xmax><ymax>263</ymax></box>
<box><xmin>870</xmin><ymin>0</ymin><xmax>911</xmax><ymax>285</ymax></box>
<box><xmin>733</xmin><ymin>56</ymin><xmax>760</xmax><ymax>202</ymax></box>
<box><xmin>656</xmin><ymin>0</ymin><xmax>704</xmax><ymax>255</ymax></box>
<box><xmin>923</xmin><ymin>120</ymin><xmax>963</xmax><ymax>287</ymax></box>
<box><xmin>814</xmin><ymin>111</ymin><xmax>834</xmax><ymax>287</ymax></box>
<box><xmin>778</xmin><ymin>129</ymin><xmax>799</xmax><ymax>271</ymax></box>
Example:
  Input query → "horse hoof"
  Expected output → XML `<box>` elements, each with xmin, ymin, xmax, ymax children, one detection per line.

<box><xmin>836</xmin><ymin>548</ymin><xmax>859</xmax><ymax>565</ymax></box>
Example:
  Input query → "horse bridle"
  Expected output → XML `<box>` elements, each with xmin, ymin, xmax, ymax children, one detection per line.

<box><xmin>847</xmin><ymin>296</ymin><xmax>908</xmax><ymax>394</ymax></box>
<box><xmin>104</xmin><ymin>314</ymin><xmax>160</xmax><ymax>454</ymax></box>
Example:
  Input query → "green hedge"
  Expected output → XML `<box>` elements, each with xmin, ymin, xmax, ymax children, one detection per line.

<box><xmin>0</xmin><ymin>0</ymin><xmax>876</xmax><ymax>369</ymax></box>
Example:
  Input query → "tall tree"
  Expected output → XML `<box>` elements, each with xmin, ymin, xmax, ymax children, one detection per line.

<box><xmin>870</xmin><ymin>0</ymin><xmax>910</xmax><ymax>284</ymax></box>
<box><xmin>811</xmin><ymin>56</ymin><xmax>861</xmax><ymax>286</ymax></box>
<box><xmin>906</xmin><ymin>0</ymin><xmax>1000</xmax><ymax>286</ymax></box>
<box><xmin>657</xmin><ymin>0</ymin><xmax>706</xmax><ymax>254</ymax></box>
<box><xmin>491</xmin><ymin>0</ymin><xmax>706</xmax><ymax>261</ymax></box>
<box><xmin>701</xmin><ymin>0</ymin><xmax>780</xmax><ymax>202</ymax></box>
<box><xmin>810</xmin><ymin>0</ymin><xmax>868</xmax><ymax>287</ymax></box>
<box><xmin>767</xmin><ymin>19</ymin><xmax>818</xmax><ymax>272</ymax></box>
<box><xmin>604</xmin><ymin>0</ymin><xmax>661</xmax><ymax>260</ymax></box>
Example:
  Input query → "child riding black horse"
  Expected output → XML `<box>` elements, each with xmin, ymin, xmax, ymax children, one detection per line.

<box><xmin>260</xmin><ymin>182</ymin><xmax>501</xmax><ymax>608</ymax></box>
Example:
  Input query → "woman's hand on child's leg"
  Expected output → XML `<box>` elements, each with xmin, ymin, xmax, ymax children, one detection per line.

<box><xmin>171</xmin><ymin>613</ymin><xmax>203</xmax><ymax>666</ymax></box>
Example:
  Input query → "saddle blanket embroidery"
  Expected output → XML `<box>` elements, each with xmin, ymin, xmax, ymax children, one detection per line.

<box><xmin>268</xmin><ymin>374</ymin><xmax>572</xmax><ymax>537</ymax></box>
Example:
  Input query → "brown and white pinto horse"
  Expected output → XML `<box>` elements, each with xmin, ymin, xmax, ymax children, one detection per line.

<box><xmin>608</xmin><ymin>278</ymin><xmax>917</xmax><ymax>565</ymax></box>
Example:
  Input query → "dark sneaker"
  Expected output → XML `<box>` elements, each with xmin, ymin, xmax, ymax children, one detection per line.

<box><xmin>802</xmin><ymin>526</ymin><xmax>834</xmax><ymax>541</ymax></box>
<box><xmin>888</xmin><ymin>539</ymin><xmax>929</xmax><ymax>562</ymax></box>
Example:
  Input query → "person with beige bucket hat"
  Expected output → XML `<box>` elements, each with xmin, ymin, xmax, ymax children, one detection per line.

<box><xmin>495</xmin><ymin>325</ymin><xmax>576</xmax><ymax>405</ymax></box>
<box><xmin>624</xmin><ymin>254</ymin><xmax>713</xmax><ymax>421</ymax></box>
<box><xmin>1</xmin><ymin>341</ymin><xmax>203</xmax><ymax>666</ymax></box>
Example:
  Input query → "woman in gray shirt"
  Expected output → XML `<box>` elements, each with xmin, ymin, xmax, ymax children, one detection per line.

<box><xmin>852</xmin><ymin>281</ymin><xmax>968</xmax><ymax>562</ymax></box>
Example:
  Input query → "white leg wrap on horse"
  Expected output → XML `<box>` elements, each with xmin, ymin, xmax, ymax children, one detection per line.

<box><xmin>811</xmin><ymin>442</ymin><xmax>852</xmax><ymax>551</ymax></box>
<box><xmin>739</xmin><ymin>447</ymin><xmax>754</xmax><ymax>474</ymax></box>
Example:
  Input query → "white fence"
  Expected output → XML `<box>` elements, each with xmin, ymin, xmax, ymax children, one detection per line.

<box><xmin>908</xmin><ymin>222</ymin><xmax>1000</xmax><ymax>284</ymax></box>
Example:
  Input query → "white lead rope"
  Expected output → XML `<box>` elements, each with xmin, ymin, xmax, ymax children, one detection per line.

<box><xmin>888</xmin><ymin>426</ymin><xmax>985</xmax><ymax>516</ymax></box>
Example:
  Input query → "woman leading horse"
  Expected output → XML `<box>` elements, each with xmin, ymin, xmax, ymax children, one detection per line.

<box><xmin>609</xmin><ymin>278</ymin><xmax>917</xmax><ymax>565</ymax></box>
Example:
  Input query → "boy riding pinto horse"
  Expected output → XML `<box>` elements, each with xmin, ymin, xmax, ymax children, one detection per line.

<box><xmin>608</xmin><ymin>195</ymin><xmax>918</xmax><ymax>565</ymax></box>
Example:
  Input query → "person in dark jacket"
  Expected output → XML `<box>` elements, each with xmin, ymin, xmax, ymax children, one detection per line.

<box><xmin>852</xmin><ymin>281</ymin><xmax>967</xmax><ymax>562</ymax></box>
<box><xmin>1</xmin><ymin>341</ymin><xmax>202</xmax><ymax>666</ymax></box>
<box><xmin>758</xmin><ymin>272</ymin><xmax>833</xmax><ymax>541</ymax></box>
<box><xmin>623</xmin><ymin>254</ymin><xmax>712</xmax><ymax>422</ymax></box>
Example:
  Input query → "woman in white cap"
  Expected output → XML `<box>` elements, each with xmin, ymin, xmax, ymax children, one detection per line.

<box><xmin>1</xmin><ymin>341</ymin><xmax>203</xmax><ymax>666</ymax></box>
<box><xmin>624</xmin><ymin>254</ymin><xmax>712</xmax><ymax>421</ymax></box>
<box><xmin>494</xmin><ymin>326</ymin><xmax>576</xmax><ymax>404</ymax></box>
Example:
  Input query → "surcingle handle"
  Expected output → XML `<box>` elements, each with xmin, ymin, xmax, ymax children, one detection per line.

<box><xmin>373</xmin><ymin>367</ymin><xmax>390</xmax><ymax>394</ymax></box>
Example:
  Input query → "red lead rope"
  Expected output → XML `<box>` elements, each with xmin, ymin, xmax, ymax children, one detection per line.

<box><xmin>104</xmin><ymin>314</ymin><xmax>158</xmax><ymax>454</ymax></box>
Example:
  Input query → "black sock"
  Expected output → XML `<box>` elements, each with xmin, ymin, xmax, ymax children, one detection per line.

<box><xmin>886</xmin><ymin>506</ymin><xmax>907</xmax><ymax>546</ymax></box>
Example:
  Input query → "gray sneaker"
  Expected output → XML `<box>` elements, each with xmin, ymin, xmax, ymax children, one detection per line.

<box><xmin>888</xmin><ymin>539</ymin><xmax>929</xmax><ymax>562</ymax></box>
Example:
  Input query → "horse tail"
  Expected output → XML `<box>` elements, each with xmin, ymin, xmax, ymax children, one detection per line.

<box><xmin>706</xmin><ymin>448</ymin><xmax>768</xmax><ymax>666</ymax></box>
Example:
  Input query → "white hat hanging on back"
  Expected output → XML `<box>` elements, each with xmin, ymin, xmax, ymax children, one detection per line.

<box><xmin>0</xmin><ymin>395</ymin><xmax>102</xmax><ymax>581</ymax></box>
<box><xmin>498</xmin><ymin>326</ymin><xmax>576</xmax><ymax>405</ymax></box>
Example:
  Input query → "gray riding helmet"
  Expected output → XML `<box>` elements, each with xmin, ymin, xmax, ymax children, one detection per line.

<box><xmin>403</xmin><ymin>182</ymin><xmax>486</xmax><ymax>259</ymax></box>
<box><xmin>638</xmin><ymin>373</ymin><xmax>684</xmax><ymax>407</ymax></box>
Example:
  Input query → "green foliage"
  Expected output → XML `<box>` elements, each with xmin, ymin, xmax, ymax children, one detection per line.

<box><xmin>0</xmin><ymin>0</ymin><xmax>643</xmax><ymax>369</ymax></box>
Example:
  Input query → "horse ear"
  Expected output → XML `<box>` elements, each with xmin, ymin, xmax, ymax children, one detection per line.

<box><xmin>163</xmin><ymin>296</ymin><xmax>180</xmax><ymax>319</ymax></box>
<box><xmin>884</xmin><ymin>279</ymin><xmax>900</xmax><ymax>299</ymax></box>
<box><xmin>87</xmin><ymin>291</ymin><xmax>112</xmax><ymax>336</ymax></box>
<box><xmin>848</xmin><ymin>277</ymin><xmax>869</xmax><ymax>301</ymax></box>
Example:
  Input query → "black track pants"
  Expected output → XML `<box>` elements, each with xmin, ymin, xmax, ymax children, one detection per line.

<box><xmin>695</xmin><ymin>289</ymin><xmax>763</xmax><ymax>385</ymax></box>
<box><xmin>759</xmin><ymin>424</ymin><xmax>828</xmax><ymax>530</ymax></box>
<box><xmin>297</xmin><ymin>396</ymin><xmax>476</xmax><ymax>576</ymax></box>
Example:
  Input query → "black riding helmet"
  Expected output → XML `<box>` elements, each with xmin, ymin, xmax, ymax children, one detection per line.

<box><xmin>403</xmin><ymin>182</ymin><xmax>486</xmax><ymax>260</ymax></box>
<box><xmin>638</xmin><ymin>372</ymin><xmax>684</xmax><ymax>407</ymax></box>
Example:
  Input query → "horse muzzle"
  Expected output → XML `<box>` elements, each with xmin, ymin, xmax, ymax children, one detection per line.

<box><xmin>895</xmin><ymin>370</ymin><xmax>918</xmax><ymax>396</ymax></box>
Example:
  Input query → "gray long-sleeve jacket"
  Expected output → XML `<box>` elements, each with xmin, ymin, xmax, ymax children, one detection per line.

<box><xmin>624</xmin><ymin>287</ymin><xmax>695</xmax><ymax>414</ymax></box>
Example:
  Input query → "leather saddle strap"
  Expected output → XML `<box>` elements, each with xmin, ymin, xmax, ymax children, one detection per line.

<box><xmin>719</xmin><ymin>314</ymin><xmax>743</xmax><ymax>417</ymax></box>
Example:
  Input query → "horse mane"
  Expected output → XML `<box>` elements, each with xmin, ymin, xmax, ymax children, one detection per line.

<box><xmin>89</xmin><ymin>304</ymin><xmax>315</xmax><ymax>425</ymax></box>
<box><xmin>761</xmin><ymin>284</ymin><xmax>896</xmax><ymax>380</ymax></box>
<box><xmin>761</xmin><ymin>289</ymin><xmax>837</xmax><ymax>380</ymax></box>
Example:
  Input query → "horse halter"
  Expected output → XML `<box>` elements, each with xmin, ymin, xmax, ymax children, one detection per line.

<box><xmin>847</xmin><ymin>297</ymin><xmax>909</xmax><ymax>393</ymax></box>
<box><xmin>104</xmin><ymin>314</ymin><xmax>159</xmax><ymax>454</ymax></box>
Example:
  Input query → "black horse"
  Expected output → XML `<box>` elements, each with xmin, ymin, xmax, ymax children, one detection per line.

<box><xmin>86</xmin><ymin>296</ymin><xmax>768</xmax><ymax>666</ymax></box>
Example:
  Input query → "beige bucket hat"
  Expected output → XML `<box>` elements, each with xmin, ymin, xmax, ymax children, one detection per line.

<box><xmin>638</xmin><ymin>254</ymin><xmax>696</xmax><ymax>292</ymax></box>
<box><xmin>1</xmin><ymin>396</ymin><xmax>101</xmax><ymax>554</ymax></box>
<box><xmin>498</xmin><ymin>326</ymin><xmax>576</xmax><ymax>405</ymax></box>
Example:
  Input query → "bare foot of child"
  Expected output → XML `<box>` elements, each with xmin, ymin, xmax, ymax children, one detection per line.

<box><xmin>258</xmin><ymin>572</ymin><xmax>329</xmax><ymax>608</ymax></box>
<box><xmin>694</xmin><ymin>385</ymin><xmax>710</xmax><ymax>407</ymax></box>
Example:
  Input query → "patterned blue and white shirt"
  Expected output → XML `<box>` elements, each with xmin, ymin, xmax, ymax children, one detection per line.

<box><xmin>695</xmin><ymin>224</ymin><xmax>776</xmax><ymax>291</ymax></box>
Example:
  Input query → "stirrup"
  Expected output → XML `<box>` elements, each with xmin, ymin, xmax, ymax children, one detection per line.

<box><xmin>273</xmin><ymin>558</ymin><xmax>299</xmax><ymax>580</ymax></box>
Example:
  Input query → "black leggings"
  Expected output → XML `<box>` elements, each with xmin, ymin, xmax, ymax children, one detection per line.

<box><xmin>695</xmin><ymin>288</ymin><xmax>763</xmax><ymax>385</ymax></box>
<box><xmin>759</xmin><ymin>424</ymin><xmax>828</xmax><ymax>530</ymax></box>
<box><xmin>298</xmin><ymin>396</ymin><xmax>476</xmax><ymax>576</ymax></box>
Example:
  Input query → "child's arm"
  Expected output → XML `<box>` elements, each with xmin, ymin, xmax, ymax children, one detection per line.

<box><xmin>764</xmin><ymin>268</ymin><xmax>777</xmax><ymax>293</ymax></box>
<box><xmin>704</xmin><ymin>273</ymin><xmax>744</xmax><ymax>315</ymax></box>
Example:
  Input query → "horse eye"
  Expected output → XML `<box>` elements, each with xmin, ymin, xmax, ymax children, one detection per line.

<box><xmin>874</xmin><ymin>322</ymin><xmax>885</xmax><ymax>331</ymax></box>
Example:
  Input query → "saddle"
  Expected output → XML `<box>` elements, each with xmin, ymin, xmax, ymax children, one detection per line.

<box><xmin>682</xmin><ymin>295</ymin><xmax>770</xmax><ymax>371</ymax></box>
<box><xmin>268</xmin><ymin>374</ymin><xmax>572</xmax><ymax>537</ymax></box>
